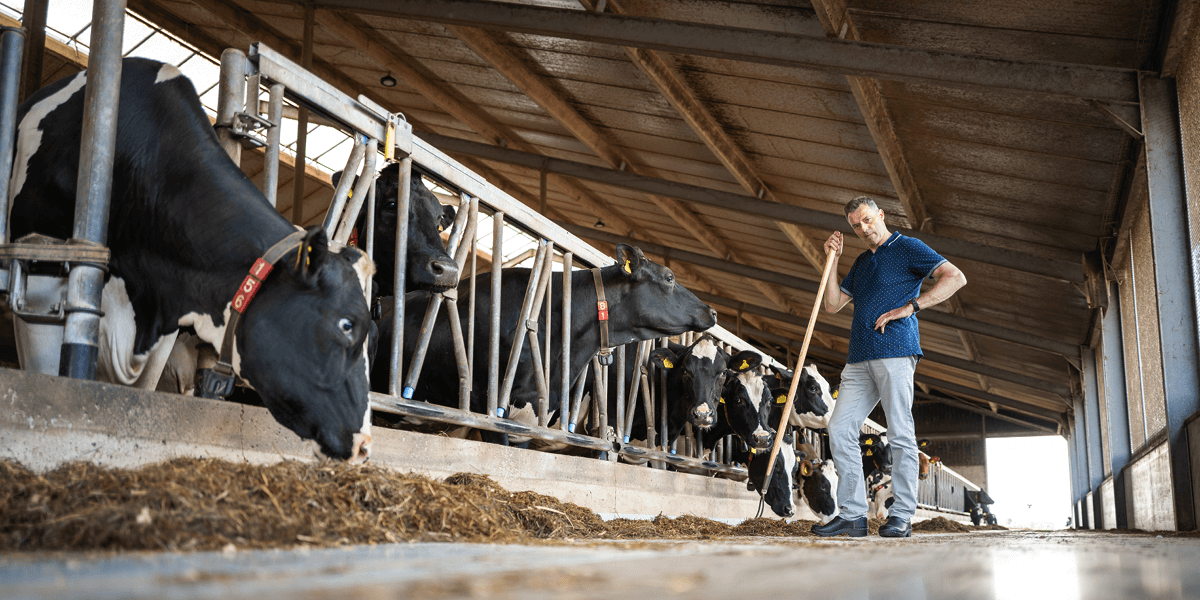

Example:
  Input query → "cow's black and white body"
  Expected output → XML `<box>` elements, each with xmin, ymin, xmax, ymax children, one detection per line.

<box><xmin>9</xmin><ymin>59</ymin><xmax>374</xmax><ymax>462</ymax></box>
<box><xmin>373</xmin><ymin>244</ymin><xmax>717</xmax><ymax>436</ymax></box>
<box><xmin>332</xmin><ymin>162</ymin><xmax>457</xmax><ymax>296</ymax></box>
<box><xmin>613</xmin><ymin>336</ymin><xmax>760</xmax><ymax>448</ymax></box>
<box><xmin>769</xmin><ymin>364</ymin><xmax>836</xmax><ymax>431</ymax></box>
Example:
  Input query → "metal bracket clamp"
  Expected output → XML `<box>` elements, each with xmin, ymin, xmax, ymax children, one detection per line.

<box><xmin>597</xmin><ymin>348</ymin><xmax>614</xmax><ymax>365</ymax></box>
<box><xmin>0</xmin><ymin>234</ymin><xmax>111</xmax><ymax>264</ymax></box>
<box><xmin>197</xmin><ymin>366</ymin><xmax>236</xmax><ymax>399</ymax></box>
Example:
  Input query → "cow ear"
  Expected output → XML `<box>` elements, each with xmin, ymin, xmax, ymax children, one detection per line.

<box><xmin>917</xmin><ymin>438</ymin><xmax>931</xmax><ymax>449</ymax></box>
<box><xmin>331</xmin><ymin>170</ymin><xmax>344</xmax><ymax>189</ymax></box>
<box><xmin>729</xmin><ymin>350</ymin><xmax>761</xmax><ymax>373</ymax></box>
<box><xmin>440</xmin><ymin>205</ymin><xmax>455</xmax><ymax>233</ymax></box>
<box><xmin>648</xmin><ymin>348</ymin><xmax>679</xmax><ymax>371</ymax></box>
<box><xmin>770</xmin><ymin>388</ymin><xmax>789</xmax><ymax>406</ymax></box>
<box><xmin>799</xmin><ymin>460</ymin><xmax>814</xmax><ymax>478</ymax></box>
<box><xmin>615</xmin><ymin>244</ymin><xmax>647</xmax><ymax>280</ymax></box>
<box><xmin>289</xmin><ymin>226</ymin><xmax>329</xmax><ymax>285</ymax></box>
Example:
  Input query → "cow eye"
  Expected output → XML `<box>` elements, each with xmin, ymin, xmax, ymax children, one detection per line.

<box><xmin>385</xmin><ymin>201</ymin><xmax>397</xmax><ymax>211</ymax></box>
<box><xmin>338</xmin><ymin>318</ymin><xmax>354</xmax><ymax>340</ymax></box>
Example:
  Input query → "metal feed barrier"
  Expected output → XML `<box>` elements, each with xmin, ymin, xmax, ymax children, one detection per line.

<box><xmin>0</xmin><ymin>23</ymin><xmax>982</xmax><ymax>514</ymax></box>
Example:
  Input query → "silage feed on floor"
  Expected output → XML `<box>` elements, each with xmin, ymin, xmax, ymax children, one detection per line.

<box><xmin>0</xmin><ymin>458</ymin><xmax>985</xmax><ymax>553</ymax></box>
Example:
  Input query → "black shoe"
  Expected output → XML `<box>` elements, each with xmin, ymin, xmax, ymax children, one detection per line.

<box><xmin>879</xmin><ymin>516</ymin><xmax>912</xmax><ymax>538</ymax></box>
<box><xmin>811</xmin><ymin>516</ymin><xmax>868</xmax><ymax>538</ymax></box>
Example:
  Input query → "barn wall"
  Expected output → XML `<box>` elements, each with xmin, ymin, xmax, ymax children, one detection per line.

<box><xmin>927</xmin><ymin>439</ymin><xmax>988</xmax><ymax>492</ymax></box>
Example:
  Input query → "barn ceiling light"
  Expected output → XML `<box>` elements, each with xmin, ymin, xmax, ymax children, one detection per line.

<box><xmin>380</xmin><ymin>73</ymin><xmax>397</xmax><ymax>87</ymax></box>
<box><xmin>594</xmin><ymin>220</ymin><xmax>605</xmax><ymax>229</ymax></box>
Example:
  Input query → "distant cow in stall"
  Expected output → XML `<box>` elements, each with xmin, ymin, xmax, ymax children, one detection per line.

<box><xmin>743</xmin><ymin>435</ymin><xmax>839</xmax><ymax>521</ymax></box>
<box><xmin>768</xmin><ymin>364</ymin><xmax>837</xmax><ymax>431</ymax></box>
<box><xmin>8</xmin><ymin>59</ymin><xmax>374</xmax><ymax>462</ymax></box>
<box><xmin>372</xmin><ymin>244</ymin><xmax>718</xmax><ymax>441</ymax></box>
<box><xmin>331</xmin><ymin>162</ymin><xmax>458</xmax><ymax>297</ymax></box>
<box><xmin>867</xmin><ymin>471</ymin><xmax>894</xmax><ymax>520</ymax></box>
<box><xmin>616</xmin><ymin>336</ymin><xmax>762</xmax><ymax>447</ymax></box>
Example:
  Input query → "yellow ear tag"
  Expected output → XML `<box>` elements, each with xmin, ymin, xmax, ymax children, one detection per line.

<box><xmin>749</xmin><ymin>448</ymin><xmax>757</xmax><ymax>455</ymax></box>
<box><xmin>864</xmin><ymin>438</ymin><xmax>873</xmax><ymax>445</ymax></box>
<box><xmin>740</xmin><ymin>360</ymin><xmax>749</xmax><ymax>370</ymax></box>
<box><xmin>662</xmin><ymin>358</ymin><xmax>674</xmax><ymax>369</ymax></box>
<box><xmin>438</xmin><ymin>225</ymin><xmax>444</xmax><ymax>233</ymax></box>
<box><xmin>306</xmin><ymin>245</ymin><xmax>312</xmax><ymax>268</ymax></box>
<box><xmin>623</xmin><ymin>259</ymin><xmax>632</xmax><ymax>273</ymax></box>
<box><xmin>347</xmin><ymin>188</ymin><xmax>353</xmax><ymax>198</ymax></box>
<box><xmin>775</xmin><ymin>394</ymin><xmax>787</xmax><ymax>404</ymax></box>
<box><xmin>718</xmin><ymin>397</ymin><xmax>725</xmax><ymax>404</ymax></box>
<box><xmin>865</xmin><ymin>449</ymin><xmax>873</xmax><ymax>456</ymax></box>
<box><xmin>833</xmin><ymin>390</ymin><xmax>839</xmax><ymax>399</ymax></box>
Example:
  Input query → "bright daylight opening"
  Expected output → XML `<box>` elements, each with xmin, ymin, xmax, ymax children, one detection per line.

<box><xmin>987</xmin><ymin>436</ymin><xmax>1073</xmax><ymax>530</ymax></box>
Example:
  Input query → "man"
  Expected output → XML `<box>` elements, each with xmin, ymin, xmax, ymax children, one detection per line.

<box><xmin>811</xmin><ymin>196</ymin><xmax>967</xmax><ymax>538</ymax></box>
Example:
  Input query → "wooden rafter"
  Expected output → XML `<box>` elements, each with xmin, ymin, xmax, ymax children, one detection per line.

<box><xmin>443</xmin><ymin>22</ymin><xmax>834</xmax><ymax>348</ymax></box>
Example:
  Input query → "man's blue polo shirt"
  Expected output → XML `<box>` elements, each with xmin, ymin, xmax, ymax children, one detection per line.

<box><xmin>839</xmin><ymin>231</ymin><xmax>946</xmax><ymax>364</ymax></box>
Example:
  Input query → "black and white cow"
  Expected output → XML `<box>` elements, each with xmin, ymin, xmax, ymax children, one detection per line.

<box><xmin>8</xmin><ymin>59</ymin><xmax>374</xmax><ymax>462</ymax></box>
<box><xmin>615</xmin><ymin>336</ymin><xmax>760</xmax><ymax>446</ymax></box>
<box><xmin>742</xmin><ymin>423</ymin><xmax>839</xmax><ymax>520</ymax></box>
<box><xmin>373</xmin><ymin>244</ymin><xmax>717</xmax><ymax>436</ymax></box>
<box><xmin>332</xmin><ymin>162</ymin><xmax>457</xmax><ymax>296</ymax></box>
<box><xmin>710</xmin><ymin>360</ymin><xmax>776</xmax><ymax>451</ymax></box>
<box><xmin>768</xmin><ymin>364</ymin><xmax>836</xmax><ymax>431</ymax></box>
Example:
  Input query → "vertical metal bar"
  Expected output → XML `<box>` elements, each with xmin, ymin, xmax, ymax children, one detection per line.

<box><xmin>487</xmin><ymin>212</ymin><xmax>504</xmax><ymax>417</ymax></box>
<box><xmin>334</xmin><ymin>138</ymin><xmax>378</xmax><ymax>244</ymax></box>
<box><xmin>262</xmin><ymin>83</ymin><xmax>284</xmax><ymax>208</ymax></box>
<box><xmin>523</xmin><ymin>242</ymin><xmax>555</xmax><ymax>425</ymax></box>
<box><xmin>1101</xmin><ymin>280</ymin><xmax>1131</xmax><ymax>528</ymax></box>
<box><xmin>17</xmin><ymin>0</ymin><xmax>47</xmax><ymax>103</ymax></box>
<box><xmin>624</xmin><ymin>341</ymin><xmax>648</xmax><ymax>441</ymax></box>
<box><xmin>569</xmin><ymin>359</ymin><xmax>590</xmax><ymax>433</ymax></box>
<box><xmin>544</xmin><ymin>252</ymin><xmax>552</xmax><ymax>409</ymax></box>
<box><xmin>560</xmin><ymin>251</ymin><xmax>573</xmax><ymax>430</ymax></box>
<box><xmin>323</xmin><ymin>137</ymin><xmax>367</xmax><ymax>236</ymax></box>
<box><xmin>590</xmin><ymin>355</ymin><xmax>603</xmax><ymax>436</ymax></box>
<box><xmin>614</xmin><ymin>345</ymin><xmax>626</xmax><ymax>441</ymax></box>
<box><xmin>659</xmin><ymin>337</ymin><xmax>668</xmax><ymax>452</ymax></box>
<box><xmin>365</xmin><ymin>158</ymin><xmax>376</xmax><ymax>258</ymax></box>
<box><xmin>641</xmin><ymin>352</ymin><xmax>656</xmax><ymax>451</ymax></box>
<box><xmin>0</xmin><ymin>27</ymin><xmax>26</xmax><ymax>245</ymax></box>
<box><xmin>466</xmin><ymin>197</ymin><xmax>480</xmax><ymax>410</ymax></box>
<box><xmin>387</xmin><ymin>158</ymin><xmax>413</xmax><ymax>397</ymax></box>
<box><xmin>215</xmin><ymin>49</ymin><xmax>247</xmax><ymax>165</ymax></box>
<box><xmin>498</xmin><ymin>242</ymin><xmax>549</xmax><ymax>416</ymax></box>
<box><xmin>1083</xmin><ymin>348</ymin><xmax>1105</xmax><ymax>527</ymax></box>
<box><xmin>59</xmin><ymin>0</ymin><xmax>125</xmax><ymax>380</ymax></box>
<box><xmin>1141</xmin><ymin>73</ymin><xmax>1200</xmax><ymax>531</ymax></box>
<box><xmin>290</xmin><ymin>3</ymin><xmax>314</xmax><ymax>226</ymax></box>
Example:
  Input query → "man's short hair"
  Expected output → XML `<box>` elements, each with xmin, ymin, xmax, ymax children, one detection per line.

<box><xmin>844</xmin><ymin>196</ymin><xmax>879</xmax><ymax>216</ymax></box>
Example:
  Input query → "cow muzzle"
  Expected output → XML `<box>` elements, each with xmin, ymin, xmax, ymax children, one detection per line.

<box><xmin>690</xmin><ymin>404</ymin><xmax>716</xmax><ymax>428</ymax></box>
<box><xmin>750</xmin><ymin>429</ymin><xmax>773</xmax><ymax>450</ymax></box>
<box><xmin>429</xmin><ymin>257</ymin><xmax>459</xmax><ymax>287</ymax></box>
<box><xmin>349</xmin><ymin>431</ymin><xmax>372</xmax><ymax>465</ymax></box>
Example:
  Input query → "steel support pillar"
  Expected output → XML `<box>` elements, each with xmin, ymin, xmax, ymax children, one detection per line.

<box><xmin>0</xmin><ymin>27</ymin><xmax>25</xmax><ymax>245</ymax></box>
<box><xmin>1083</xmin><ymin>347</ymin><xmax>1106</xmax><ymax>528</ymax></box>
<box><xmin>1101</xmin><ymin>281</ymin><xmax>1132</xmax><ymax>528</ymax></box>
<box><xmin>1072</xmin><ymin>397</ymin><xmax>1091</xmax><ymax>528</ymax></box>
<box><xmin>60</xmin><ymin>0</ymin><xmax>125</xmax><ymax>380</ymax></box>
<box><xmin>1067</xmin><ymin>422</ymin><xmax>1082</xmax><ymax>527</ymax></box>
<box><xmin>1141</xmin><ymin>74</ymin><xmax>1200</xmax><ymax>531</ymax></box>
<box><xmin>17</xmin><ymin>0</ymin><xmax>47</xmax><ymax>103</ymax></box>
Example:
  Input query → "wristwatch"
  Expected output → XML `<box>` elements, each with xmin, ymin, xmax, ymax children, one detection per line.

<box><xmin>908</xmin><ymin>298</ymin><xmax>921</xmax><ymax>313</ymax></box>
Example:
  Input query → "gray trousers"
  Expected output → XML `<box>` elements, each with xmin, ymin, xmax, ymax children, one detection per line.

<box><xmin>829</xmin><ymin>356</ymin><xmax>919</xmax><ymax>520</ymax></box>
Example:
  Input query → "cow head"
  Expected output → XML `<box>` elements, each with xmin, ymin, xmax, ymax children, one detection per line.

<box><xmin>719</xmin><ymin>358</ymin><xmax>775</xmax><ymax>450</ymax></box>
<box><xmin>606</xmin><ymin>244</ymin><xmax>717</xmax><ymax>340</ymax></box>
<box><xmin>859</xmin><ymin>432</ymin><xmax>891</xmax><ymax>477</ymax></box>
<box><xmin>335</xmin><ymin>162</ymin><xmax>458</xmax><ymax>295</ymax></box>
<box><xmin>747</xmin><ymin>433</ymin><xmax>798</xmax><ymax>518</ymax></box>
<box><xmin>801</xmin><ymin>459</ymin><xmax>839</xmax><ymax>524</ymax></box>
<box><xmin>769</xmin><ymin>364</ymin><xmax>835</xmax><ymax>431</ymax></box>
<box><xmin>237</xmin><ymin>226</ymin><xmax>374</xmax><ymax>463</ymax></box>
<box><xmin>651</xmin><ymin>338</ymin><xmax>758</xmax><ymax>431</ymax></box>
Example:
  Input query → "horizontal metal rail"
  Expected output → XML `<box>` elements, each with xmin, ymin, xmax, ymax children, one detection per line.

<box><xmin>369</xmin><ymin>393</ymin><xmax>747</xmax><ymax>476</ymax></box>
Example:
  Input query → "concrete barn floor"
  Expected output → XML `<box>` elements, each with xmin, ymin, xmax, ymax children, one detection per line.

<box><xmin>2</xmin><ymin>530</ymin><xmax>1199</xmax><ymax>600</ymax></box>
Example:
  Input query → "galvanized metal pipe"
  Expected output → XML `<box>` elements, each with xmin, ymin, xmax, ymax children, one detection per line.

<box><xmin>524</xmin><ymin>242</ymin><xmax>555</xmax><ymax>425</ymax></box>
<box><xmin>323</xmin><ymin>136</ymin><xmax>367</xmax><ymax>237</ymax></box>
<box><xmin>387</xmin><ymin>158</ymin><xmax>413</xmax><ymax>397</ymax></box>
<box><xmin>466</xmin><ymin>196</ymin><xmax>479</xmax><ymax>402</ymax></box>
<box><xmin>0</xmin><ymin>27</ymin><xmax>26</xmax><ymax>246</ymax></box>
<box><xmin>60</xmin><ymin>0</ymin><xmax>125</xmax><ymax>380</ymax></box>
<box><xmin>365</xmin><ymin>158</ymin><xmax>376</xmax><ymax>258</ymax></box>
<box><xmin>614</xmin><ymin>344</ymin><xmax>626</xmax><ymax>441</ymax></box>
<box><xmin>498</xmin><ymin>241</ymin><xmax>550</xmax><ymax>416</ymax></box>
<box><xmin>487</xmin><ymin>211</ymin><xmax>504</xmax><ymax>417</ymax></box>
<box><xmin>622</xmin><ymin>341</ymin><xmax>648</xmax><ymax>442</ymax></box>
<box><xmin>334</xmin><ymin>137</ymin><xmax>378</xmax><ymax>244</ymax></box>
<box><xmin>262</xmin><ymin>83</ymin><xmax>284</xmax><ymax>208</ymax></box>
<box><xmin>215</xmin><ymin>49</ymin><xmax>247</xmax><ymax>165</ymax></box>
<box><xmin>559</xmin><ymin>251</ymin><xmax>573</xmax><ymax>430</ymax></box>
<box><xmin>568</xmin><ymin>358</ymin><xmax>589</xmax><ymax>433</ymax></box>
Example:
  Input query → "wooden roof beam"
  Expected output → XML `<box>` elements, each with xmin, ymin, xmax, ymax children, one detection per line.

<box><xmin>576</xmin><ymin>0</ymin><xmax>825</xmax><ymax>274</ymax></box>
<box><xmin>443</xmin><ymin>23</ymin><xmax>835</xmax><ymax>347</ymax></box>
